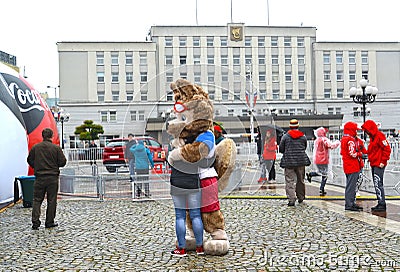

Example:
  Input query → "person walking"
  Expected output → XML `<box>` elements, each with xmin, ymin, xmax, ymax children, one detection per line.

<box><xmin>124</xmin><ymin>133</ymin><xmax>136</xmax><ymax>181</ymax></box>
<box><xmin>340</xmin><ymin>121</ymin><xmax>367</xmax><ymax>211</ymax></box>
<box><xmin>306</xmin><ymin>127</ymin><xmax>340</xmax><ymax>196</ymax></box>
<box><xmin>27</xmin><ymin>128</ymin><xmax>67</xmax><ymax>230</ymax></box>
<box><xmin>361</xmin><ymin>120</ymin><xmax>391</xmax><ymax>211</ymax></box>
<box><xmin>258</xmin><ymin>127</ymin><xmax>277</xmax><ymax>183</ymax></box>
<box><xmin>279</xmin><ymin>119</ymin><xmax>311</xmax><ymax>206</ymax></box>
<box><xmin>130</xmin><ymin>140</ymin><xmax>154</xmax><ymax>198</ymax></box>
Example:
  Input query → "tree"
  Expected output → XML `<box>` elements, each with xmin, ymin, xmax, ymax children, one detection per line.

<box><xmin>74</xmin><ymin>120</ymin><xmax>104</xmax><ymax>142</ymax></box>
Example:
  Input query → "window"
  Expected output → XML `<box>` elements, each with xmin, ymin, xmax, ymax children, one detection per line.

<box><xmin>180</xmin><ymin>72</ymin><xmax>187</xmax><ymax>79</ymax></box>
<box><xmin>361</xmin><ymin>51</ymin><xmax>368</xmax><ymax>64</ymax></box>
<box><xmin>165</xmin><ymin>37</ymin><xmax>173</xmax><ymax>47</ymax></box>
<box><xmin>259</xmin><ymin>89</ymin><xmax>266</xmax><ymax>100</ymax></box>
<box><xmin>324</xmin><ymin>89</ymin><xmax>331</xmax><ymax>98</ymax></box>
<box><xmin>165</xmin><ymin>55</ymin><xmax>172</xmax><ymax>65</ymax></box>
<box><xmin>193</xmin><ymin>37</ymin><xmax>200</xmax><ymax>47</ymax></box>
<box><xmin>323</xmin><ymin>52</ymin><xmax>330</xmax><ymax>64</ymax></box>
<box><xmin>97</xmin><ymin>91</ymin><xmax>105</xmax><ymax>102</ymax></box>
<box><xmin>336</xmin><ymin>51</ymin><xmax>343</xmax><ymax>64</ymax></box>
<box><xmin>233</xmin><ymin>55</ymin><xmax>240</xmax><ymax>65</ymax></box>
<box><xmin>242</xmin><ymin>109</ymin><xmax>249</xmax><ymax>116</ymax></box>
<box><xmin>110</xmin><ymin>111</ymin><xmax>117</xmax><ymax>122</ymax></box>
<box><xmin>349</xmin><ymin>51</ymin><xmax>356</xmax><ymax>64</ymax></box>
<box><xmin>194</xmin><ymin>72</ymin><xmax>201</xmax><ymax>83</ymax></box>
<box><xmin>166</xmin><ymin>72</ymin><xmax>173</xmax><ymax>83</ymax></box>
<box><xmin>258</xmin><ymin>55</ymin><xmax>265</xmax><ymax>65</ymax></box>
<box><xmin>138</xmin><ymin>110</ymin><xmax>145</xmax><ymax>121</ymax></box>
<box><xmin>179</xmin><ymin>37</ymin><xmax>186</xmax><ymax>46</ymax></box>
<box><xmin>221</xmin><ymin>72</ymin><xmax>228</xmax><ymax>82</ymax></box>
<box><xmin>126</xmin><ymin>72</ymin><xmax>133</xmax><ymax>82</ymax></box>
<box><xmin>228</xmin><ymin>109</ymin><xmax>234</xmax><ymax>117</ymax></box>
<box><xmin>207</xmin><ymin>55</ymin><xmax>214</xmax><ymax>64</ymax></box>
<box><xmin>285</xmin><ymin>71</ymin><xmax>292</xmax><ymax>82</ymax></box>
<box><xmin>245</xmin><ymin>55</ymin><xmax>252</xmax><ymax>65</ymax></box>
<box><xmin>139</xmin><ymin>52</ymin><xmax>147</xmax><ymax>65</ymax></box>
<box><xmin>297</xmin><ymin>37</ymin><xmax>304</xmax><ymax>47</ymax></box>
<box><xmin>125</xmin><ymin>52</ymin><xmax>133</xmax><ymax>65</ymax></box>
<box><xmin>111</xmin><ymin>72</ymin><xmax>119</xmax><ymax>82</ymax></box>
<box><xmin>336</xmin><ymin>107</ymin><xmax>342</xmax><ymax>114</ymax></box>
<box><xmin>208</xmin><ymin>73</ymin><xmax>215</xmax><ymax>83</ymax></box>
<box><xmin>96</xmin><ymin>52</ymin><xmax>104</xmax><ymax>65</ymax></box>
<box><xmin>207</xmin><ymin>37</ymin><xmax>214</xmax><ymax>46</ymax></box>
<box><xmin>220</xmin><ymin>37</ymin><xmax>227</xmax><ymax>46</ymax></box>
<box><xmin>298</xmin><ymin>71</ymin><xmax>305</xmax><ymax>82</ymax></box>
<box><xmin>140</xmin><ymin>72</ymin><xmax>147</xmax><ymax>82</ymax></box>
<box><xmin>337</xmin><ymin>88</ymin><xmax>344</xmax><ymax>98</ymax></box>
<box><xmin>272</xmin><ymin>89</ymin><xmax>279</xmax><ymax>100</ymax></box>
<box><xmin>234</xmin><ymin>90</ymin><xmax>240</xmax><ymax>100</ymax></box>
<box><xmin>258</xmin><ymin>37</ymin><xmax>265</xmax><ymax>47</ymax></box>
<box><xmin>271</xmin><ymin>36</ymin><xmax>278</xmax><ymax>47</ymax></box>
<box><xmin>272</xmin><ymin>55</ymin><xmax>278</xmax><ymax>65</ymax></box>
<box><xmin>221</xmin><ymin>55</ymin><xmax>228</xmax><ymax>66</ymax></box>
<box><xmin>272</xmin><ymin>72</ymin><xmax>279</xmax><ymax>82</ymax></box>
<box><xmin>101</xmin><ymin>111</ymin><xmax>108</xmax><ymax>122</ymax></box>
<box><xmin>328</xmin><ymin>107</ymin><xmax>334</xmax><ymax>114</ymax></box>
<box><xmin>284</xmin><ymin>37</ymin><xmax>291</xmax><ymax>47</ymax></box>
<box><xmin>349</xmin><ymin>71</ymin><xmax>356</xmax><ymax>81</ymax></box>
<box><xmin>140</xmin><ymin>91</ymin><xmax>147</xmax><ymax>101</ymax></box>
<box><xmin>259</xmin><ymin>71</ymin><xmax>266</xmax><ymax>82</ymax></box>
<box><xmin>180</xmin><ymin>55</ymin><xmax>187</xmax><ymax>65</ymax></box>
<box><xmin>111</xmin><ymin>52</ymin><xmax>119</xmax><ymax>65</ymax></box>
<box><xmin>286</xmin><ymin>90</ymin><xmax>292</xmax><ymax>100</ymax></box>
<box><xmin>336</xmin><ymin>71</ymin><xmax>344</xmax><ymax>81</ymax></box>
<box><xmin>299</xmin><ymin>89</ymin><xmax>305</xmax><ymax>99</ymax></box>
<box><xmin>112</xmin><ymin>91</ymin><xmax>119</xmax><ymax>101</ymax></box>
<box><xmin>285</xmin><ymin>55</ymin><xmax>291</xmax><ymax>65</ymax></box>
<box><xmin>193</xmin><ymin>55</ymin><xmax>200</xmax><ymax>65</ymax></box>
<box><xmin>362</xmin><ymin>70</ymin><xmax>368</xmax><ymax>80</ymax></box>
<box><xmin>298</xmin><ymin>55</ymin><xmax>305</xmax><ymax>65</ymax></box>
<box><xmin>222</xmin><ymin>90</ymin><xmax>229</xmax><ymax>100</ymax></box>
<box><xmin>130</xmin><ymin>110</ymin><xmax>137</xmax><ymax>121</ymax></box>
<box><xmin>97</xmin><ymin>72</ymin><xmax>104</xmax><ymax>82</ymax></box>
<box><xmin>233</xmin><ymin>72</ymin><xmax>241</xmax><ymax>82</ymax></box>
<box><xmin>126</xmin><ymin>91</ymin><xmax>133</xmax><ymax>101</ymax></box>
<box><xmin>324</xmin><ymin>71</ymin><xmax>331</xmax><ymax>81</ymax></box>
<box><xmin>208</xmin><ymin>89</ymin><xmax>215</xmax><ymax>100</ymax></box>
<box><xmin>245</xmin><ymin>37</ymin><xmax>251</xmax><ymax>46</ymax></box>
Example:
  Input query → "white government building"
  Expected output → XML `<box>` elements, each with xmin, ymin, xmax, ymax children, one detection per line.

<box><xmin>56</xmin><ymin>23</ymin><xmax>400</xmax><ymax>147</ymax></box>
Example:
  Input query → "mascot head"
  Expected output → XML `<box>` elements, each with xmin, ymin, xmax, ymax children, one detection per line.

<box><xmin>167</xmin><ymin>78</ymin><xmax>213</xmax><ymax>141</ymax></box>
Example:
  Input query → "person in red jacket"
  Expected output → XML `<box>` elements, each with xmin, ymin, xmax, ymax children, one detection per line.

<box><xmin>306</xmin><ymin>127</ymin><xmax>340</xmax><ymax>196</ymax></box>
<box><xmin>258</xmin><ymin>127</ymin><xmax>278</xmax><ymax>183</ymax></box>
<box><xmin>340</xmin><ymin>121</ymin><xmax>367</xmax><ymax>211</ymax></box>
<box><xmin>361</xmin><ymin>120</ymin><xmax>391</xmax><ymax>211</ymax></box>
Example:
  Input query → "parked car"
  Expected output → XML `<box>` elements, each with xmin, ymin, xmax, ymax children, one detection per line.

<box><xmin>102</xmin><ymin>136</ymin><xmax>167</xmax><ymax>173</ymax></box>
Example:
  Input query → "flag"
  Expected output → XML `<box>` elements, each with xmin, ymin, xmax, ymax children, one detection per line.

<box><xmin>253</xmin><ymin>90</ymin><xmax>258</xmax><ymax>107</ymax></box>
<box><xmin>245</xmin><ymin>90</ymin><xmax>250</xmax><ymax>107</ymax></box>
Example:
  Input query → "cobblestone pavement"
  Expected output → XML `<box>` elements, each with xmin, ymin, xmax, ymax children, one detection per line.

<box><xmin>1</xmin><ymin>194</ymin><xmax>400</xmax><ymax>271</ymax></box>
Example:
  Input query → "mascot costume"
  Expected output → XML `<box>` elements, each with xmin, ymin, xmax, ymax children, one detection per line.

<box><xmin>167</xmin><ymin>78</ymin><xmax>236</xmax><ymax>255</ymax></box>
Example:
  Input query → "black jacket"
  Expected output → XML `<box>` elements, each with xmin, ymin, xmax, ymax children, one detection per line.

<box><xmin>279</xmin><ymin>129</ymin><xmax>310</xmax><ymax>168</ymax></box>
<box><xmin>27</xmin><ymin>139</ymin><xmax>67</xmax><ymax>177</ymax></box>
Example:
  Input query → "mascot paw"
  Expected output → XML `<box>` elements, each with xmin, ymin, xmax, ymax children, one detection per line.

<box><xmin>167</xmin><ymin>148</ymin><xmax>182</xmax><ymax>165</ymax></box>
<box><xmin>211</xmin><ymin>229</ymin><xmax>228</xmax><ymax>240</ymax></box>
<box><xmin>204</xmin><ymin>239</ymin><xmax>230</xmax><ymax>256</ymax></box>
<box><xmin>184</xmin><ymin>235</ymin><xmax>197</xmax><ymax>251</ymax></box>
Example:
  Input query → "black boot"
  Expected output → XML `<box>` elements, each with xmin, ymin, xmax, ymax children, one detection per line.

<box><xmin>371</xmin><ymin>204</ymin><xmax>386</xmax><ymax>212</ymax></box>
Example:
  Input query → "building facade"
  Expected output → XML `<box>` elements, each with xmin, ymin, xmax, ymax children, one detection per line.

<box><xmin>57</xmin><ymin>24</ymin><xmax>400</xmax><ymax>147</ymax></box>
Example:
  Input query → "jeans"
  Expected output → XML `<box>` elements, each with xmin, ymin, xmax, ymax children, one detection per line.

<box><xmin>345</xmin><ymin>172</ymin><xmax>359</xmax><ymax>208</ymax></box>
<box><xmin>172</xmin><ymin>192</ymin><xmax>204</xmax><ymax>249</ymax></box>
<box><xmin>372</xmin><ymin>166</ymin><xmax>386</xmax><ymax>206</ymax></box>
<box><xmin>128</xmin><ymin>159</ymin><xmax>135</xmax><ymax>180</ymax></box>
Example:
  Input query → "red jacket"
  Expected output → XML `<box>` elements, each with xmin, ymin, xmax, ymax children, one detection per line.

<box><xmin>262</xmin><ymin>136</ymin><xmax>277</xmax><ymax>160</ymax></box>
<box><xmin>361</xmin><ymin>120</ymin><xmax>391</xmax><ymax>167</ymax></box>
<box><xmin>313</xmin><ymin>127</ymin><xmax>340</xmax><ymax>165</ymax></box>
<box><xmin>340</xmin><ymin>122</ymin><xmax>367</xmax><ymax>174</ymax></box>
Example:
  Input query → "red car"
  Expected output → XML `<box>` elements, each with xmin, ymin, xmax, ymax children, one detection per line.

<box><xmin>102</xmin><ymin>136</ymin><xmax>167</xmax><ymax>173</ymax></box>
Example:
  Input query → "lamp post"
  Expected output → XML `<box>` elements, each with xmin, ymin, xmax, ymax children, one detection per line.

<box><xmin>246</xmin><ymin>63</ymin><xmax>257</xmax><ymax>144</ymax></box>
<box><xmin>47</xmin><ymin>85</ymin><xmax>60</xmax><ymax>107</ymax></box>
<box><xmin>349</xmin><ymin>78</ymin><xmax>378</xmax><ymax>139</ymax></box>
<box><xmin>52</xmin><ymin>108</ymin><xmax>70</xmax><ymax>149</ymax></box>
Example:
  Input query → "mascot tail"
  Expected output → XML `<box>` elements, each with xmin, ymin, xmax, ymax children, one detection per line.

<box><xmin>214</xmin><ymin>138</ymin><xmax>236</xmax><ymax>192</ymax></box>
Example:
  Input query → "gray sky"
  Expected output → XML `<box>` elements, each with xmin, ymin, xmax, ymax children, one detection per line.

<box><xmin>1</xmin><ymin>0</ymin><xmax>399</xmax><ymax>96</ymax></box>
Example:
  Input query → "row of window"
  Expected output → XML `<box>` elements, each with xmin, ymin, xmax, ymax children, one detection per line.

<box><xmin>323</xmin><ymin>51</ymin><xmax>368</xmax><ymax>64</ymax></box>
<box><xmin>324</xmin><ymin>71</ymin><xmax>368</xmax><ymax>81</ymax></box>
<box><xmin>97</xmin><ymin>72</ymin><xmax>147</xmax><ymax>83</ymax></box>
<box><xmin>96</xmin><ymin>52</ymin><xmax>147</xmax><ymax>66</ymax></box>
<box><xmin>167</xmin><ymin>36</ymin><xmax>305</xmax><ymax>48</ymax></box>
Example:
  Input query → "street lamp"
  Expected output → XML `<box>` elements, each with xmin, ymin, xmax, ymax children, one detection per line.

<box><xmin>245</xmin><ymin>63</ymin><xmax>258</xmax><ymax>144</ymax></box>
<box><xmin>47</xmin><ymin>85</ymin><xmax>60</xmax><ymax>107</ymax></box>
<box><xmin>52</xmin><ymin>108</ymin><xmax>70</xmax><ymax>149</ymax></box>
<box><xmin>349</xmin><ymin>78</ymin><xmax>378</xmax><ymax>139</ymax></box>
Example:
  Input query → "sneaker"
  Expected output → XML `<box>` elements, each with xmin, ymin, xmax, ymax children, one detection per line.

<box><xmin>268</xmin><ymin>179</ymin><xmax>276</xmax><ymax>184</ymax></box>
<box><xmin>196</xmin><ymin>246</ymin><xmax>205</xmax><ymax>255</ymax></box>
<box><xmin>345</xmin><ymin>206</ymin><xmax>361</xmax><ymax>212</ymax></box>
<box><xmin>288</xmin><ymin>201</ymin><xmax>295</xmax><ymax>207</ymax></box>
<box><xmin>170</xmin><ymin>247</ymin><xmax>187</xmax><ymax>257</ymax></box>
<box><xmin>319</xmin><ymin>190</ymin><xmax>327</xmax><ymax>196</ymax></box>
<box><xmin>298</xmin><ymin>199</ymin><xmax>304</xmax><ymax>204</ymax></box>
<box><xmin>258</xmin><ymin>178</ymin><xmax>267</xmax><ymax>183</ymax></box>
<box><xmin>306</xmin><ymin>173</ymin><xmax>312</xmax><ymax>183</ymax></box>
<box><xmin>32</xmin><ymin>225</ymin><xmax>39</xmax><ymax>230</ymax></box>
<box><xmin>371</xmin><ymin>204</ymin><xmax>386</xmax><ymax>212</ymax></box>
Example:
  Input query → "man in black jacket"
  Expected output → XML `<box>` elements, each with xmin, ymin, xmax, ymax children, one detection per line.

<box><xmin>27</xmin><ymin>128</ymin><xmax>67</xmax><ymax>229</ymax></box>
<box><xmin>279</xmin><ymin>119</ymin><xmax>311</xmax><ymax>206</ymax></box>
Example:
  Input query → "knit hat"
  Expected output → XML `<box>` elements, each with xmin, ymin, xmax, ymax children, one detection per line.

<box><xmin>289</xmin><ymin>119</ymin><xmax>299</xmax><ymax>128</ymax></box>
